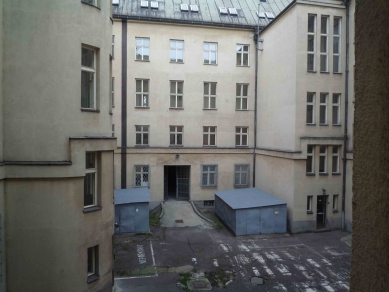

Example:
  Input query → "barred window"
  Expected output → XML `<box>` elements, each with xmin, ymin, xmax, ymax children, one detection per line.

<box><xmin>135</xmin><ymin>165</ymin><xmax>149</xmax><ymax>187</ymax></box>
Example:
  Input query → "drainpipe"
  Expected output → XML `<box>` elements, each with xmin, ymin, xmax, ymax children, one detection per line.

<box><xmin>341</xmin><ymin>0</ymin><xmax>350</xmax><ymax>231</ymax></box>
<box><xmin>253</xmin><ymin>26</ymin><xmax>259</xmax><ymax>188</ymax></box>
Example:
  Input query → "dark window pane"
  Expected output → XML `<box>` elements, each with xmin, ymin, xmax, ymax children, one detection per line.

<box><xmin>308</xmin><ymin>35</ymin><xmax>315</xmax><ymax>51</ymax></box>
<box><xmin>308</xmin><ymin>15</ymin><xmax>315</xmax><ymax>33</ymax></box>
<box><xmin>307</xmin><ymin>54</ymin><xmax>314</xmax><ymax>71</ymax></box>
<box><xmin>319</xmin><ymin>156</ymin><xmax>326</xmax><ymax>173</ymax></box>
<box><xmin>177</xmin><ymin>133</ymin><xmax>182</xmax><ymax>145</ymax></box>
<box><xmin>203</xmin><ymin>134</ymin><xmax>208</xmax><ymax>145</ymax></box>
<box><xmin>307</xmin><ymin>105</ymin><xmax>313</xmax><ymax>123</ymax></box>
<box><xmin>143</xmin><ymin>133</ymin><xmax>148</xmax><ymax>145</ymax></box>
<box><xmin>306</xmin><ymin>157</ymin><xmax>313</xmax><ymax>173</ymax></box>
<box><xmin>82</xmin><ymin>48</ymin><xmax>94</xmax><ymax>68</ymax></box>
<box><xmin>170</xmin><ymin>134</ymin><xmax>175</xmax><ymax>145</ymax></box>
<box><xmin>136</xmin><ymin>133</ymin><xmax>142</xmax><ymax>144</ymax></box>
<box><xmin>320</xmin><ymin>106</ymin><xmax>326</xmax><ymax>124</ymax></box>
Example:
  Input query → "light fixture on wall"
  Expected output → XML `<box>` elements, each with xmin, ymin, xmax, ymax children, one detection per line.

<box><xmin>175</xmin><ymin>154</ymin><xmax>180</xmax><ymax>159</ymax></box>
<box><xmin>322</xmin><ymin>188</ymin><xmax>326</xmax><ymax>195</ymax></box>
<box><xmin>258</xmin><ymin>39</ymin><xmax>264</xmax><ymax>51</ymax></box>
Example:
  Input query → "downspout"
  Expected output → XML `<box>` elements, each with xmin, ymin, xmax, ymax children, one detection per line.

<box><xmin>341</xmin><ymin>0</ymin><xmax>350</xmax><ymax>230</ymax></box>
<box><xmin>253</xmin><ymin>26</ymin><xmax>259</xmax><ymax>188</ymax></box>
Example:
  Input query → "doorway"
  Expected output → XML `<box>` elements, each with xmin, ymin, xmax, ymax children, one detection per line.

<box><xmin>164</xmin><ymin>166</ymin><xmax>190</xmax><ymax>200</ymax></box>
<box><xmin>316</xmin><ymin>195</ymin><xmax>327</xmax><ymax>229</ymax></box>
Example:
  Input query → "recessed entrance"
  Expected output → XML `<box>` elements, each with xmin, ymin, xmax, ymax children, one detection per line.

<box><xmin>316</xmin><ymin>195</ymin><xmax>327</xmax><ymax>229</ymax></box>
<box><xmin>164</xmin><ymin>165</ymin><xmax>190</xmax><ymax>200</ymax></box>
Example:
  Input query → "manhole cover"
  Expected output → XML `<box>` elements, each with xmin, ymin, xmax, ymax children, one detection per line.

<box><xmin>193</xmin><ymin>281</ymin><xmax>207</xmax><ymax>288</ymax></box>
<box><xmin>175</xmin><ymin>220</ymin><xmax>184</xmax><ymax>223</ymax></box>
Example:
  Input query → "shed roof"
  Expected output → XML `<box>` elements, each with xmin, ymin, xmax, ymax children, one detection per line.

<box><xmin>113</xmin><ymin>0</ymin><xmax>294</xmax><ymax>28</ymax></box>
<box><xmin>215</xmin><ymin>188</ymin><xmax>286</xmax><ymax>209</ymax></box>
<box><xmin>114</xmin><ymin>188</ymin><xmax>151</xmax><ymax>205</ymax></box>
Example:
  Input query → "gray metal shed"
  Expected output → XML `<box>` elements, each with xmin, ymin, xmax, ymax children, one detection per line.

<box><xmin>215</xmin><ymin>188</ymin><xmax>287</xmax><ymax>236</ymax></box>
<box><xmin>114</xmin><ymin>188</ymin><xmax>150</xmax><ymax>234</ymax></box>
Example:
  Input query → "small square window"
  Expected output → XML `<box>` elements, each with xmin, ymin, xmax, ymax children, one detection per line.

<box><xmin>170</xmin><ymin>81</ymin><xmax>184</xmax><ymax>108</ymax></box>
<box><xmin>135</xmin><ymin>38</ymin><xmax>150</xmax><ymax>61</ymax></box>
<box><xmin>135</xmin><ymin>125</ymin><xmax>149</xmax><ymax>146</ymax></box>
<box><xmin>204</xmin><ymin>42</ymin><xmax>217</xmax><ymax>65</ymax></box>
<box><xmin>150</xmin><ymin>1</ymin><xmax>158</xmax><ymax>9</ymax></box>
<box><xmin>236</xmin><ymin>45</ymin><xmax>249</xmax><ymax>66</ymax></box>
<box><xmin>307</xmin><ymin>196</ymin><xmax>313</xmax><ymax>213</ymax></box>
<box><xmin>256</xmin><ymin>11</ymin><xmax>266</xmax><ymax>19</ymax></box>
<box><xmin>228</xmin><ymin>8</ymin><xmax>238</xmax><ymax>15</ymax></box>
<box><xmin>181</xmin><ymin>4</ymin><xmax>189</xmax><ymax>11</ymax></box>
<box><xmin>135</xmin><ymin>79</ymin><xmax>149</xmax><ymax>107</ymax></box>
<box><xmin>170</xmin><ymin>126</ymin><xmax>183</xmax><ymax>146</ymax></box>
<box><xmin>235</xmin><ymin>127</ymin><xmax>248</xmax><ymax>146</ymax></box>
<box><xmin>265</xmin><ymin>12</ymin><xmax>275</xmax><ymax>19</ymax></box>
<box><xmin>190</xmin><ymin>4</ymin><xmax>198</xmax><ymax>12</ymax></box>
<box><xmin>140</xmin><ymin>1</ymin><xmax>149</xmax><ymax>8</ymax></box>
<box><xmin>170</xmin><ymin>40</ymin><xmax>184</xmax><ymax>63</ymax></box>
<box><xmin>203</xmin><ymin>83</ymin><xmax>216</xmax><ymax>109</ymax></box>
<box><xmin>87</xmin><ymin>245</ymin><xmax>99</xmax><ymax>283</ymax></box>
<box><xmin>236</xmin><ymin>84</ymin><xmax>248</xmax><ymax>110</ymax></box>
<box><xmin>203</xmin><ymin>126</ymin><xmax>216</xmax><ymax>146</ymax></box>
<box><xmin>82</xmin><ymin>0</ymin><xmax>101</xmax><ymax>8</ymax></box>
<box><xmin>219</xmin><ymin>7</ymin><xmax>228</xmax><ymax>14</ymax></box>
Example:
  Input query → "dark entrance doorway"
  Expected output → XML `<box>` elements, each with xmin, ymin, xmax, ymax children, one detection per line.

<box><xmin>164</xmin><ymin>166</ymin><xmax>190</xmax><ymax>200</ymax></box>
<box><xmin>316</xmin><ymin>195</ymin><xmax>327</xmax><ymax>229</ymax></box>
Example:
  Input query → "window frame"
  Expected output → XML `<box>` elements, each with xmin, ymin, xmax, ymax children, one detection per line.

<box><xmin>235</xmin><ymin>127</ymin><xmax>249</xmax><ymax>147</ymax></box>
<box><xmin>84</xmin><ymin>152</ymin><xmax>98</xmax><ymax>209</ymax></box>
<box><xmin>333</xmin><ymin>17</ymin><xmax>342</xmax><ymax>73</ymax></box>
<box><xmin>307</xmin><ymin>14</ymin><xmax>317</xmax><ymax>72</ymax></box>
<box><xmin>320</xmin><ymin>15</ymin><xmax>329</xmax><ymax>72</ymax></box>
<box><xmin>333</xmin><ymin>194</ymin><xmax>339</xmax><ymax>211</ymax></box>
<box><xmin>82</xmin><ymin>0</ymin><xmax>101</xmax><ymax>8</ymax></box>
<box><xmin>236</xmin><ymin>44</ymin><xmax>250</xmax><ymax>67</ymax></box>
<box><xmin>319</xmin><ymin>93</ymin><xmax>328</xmax><ymax>125</ymax></box>
<box><xmin>201</xmin><ymin>164</ymin><xmax>218</xmax><ymax>188</ymax></box>
<box><xmin>203</xmin><ymin>126</ymin><xmax>217</xmax><ymax>147</ymax></box>
<box><xmin>135</xmin><ymin>125</ymin><xmax>149</xmax><ymax>146</ymax></box>
<box><xmin>170</xmin><ymin>40</ymin><xmax>184</xmax><ymax>63</ymax></box>
<box><xmin>135</xmin><ymin>79</ymin><xmax>149</xmax><ymax>108</ymax></box>
<box><xmin>306</xmin><ymin>145</ymin><xmax>315</xmax><ymax>174</ymax></box>
<box><xmin>332</xmin><ymin>93</ymin><xmax>341</xmax><ymax>125</ymax></box>
<box><xmin>170</xmin><ymin>81</ymin><xmax>184</xmax><ymax>109</ymax></box>
<box><xmin>111</xmin><ymin>77</ymin><xmax>115</xmax><ymax>108</ymax></box>
<box><xmin>236</xmin><ymin>84</ymin><xmax>249</xmax><ymax>110</ymax></box>
<box><xmin>81</xmin><ymin>46</ymin><xmax>97</xmax><ymax>110</ymax></box>
<box><xmin>332</xmin><ymin>145</ymin><xmax>340</xmax><ymax>173</ymax></box>
<box><xmin>134</xmin><ymin>165</ymin><xmax>149</xmax><ymax>187</ymax></box>
<box><xmin>203</xmin><ymin>42</ymin><xmax>218</xmax><ymax>65</ymax></box>
<box><xmin>111</xmin><ymin>35</ymin><xmax>115</xmax><ymax>59</ymax></box>
<box><xmin>306</xmin><ymin>92</ymin><xmax>315</xmax><ymax>124</ymax></box>
<box><xmin>169</xmin><ymin>126</ymin><xmax>183</xmax><ymax>146</ymax></box>
<box><xmin>87</xmin><ymin>245</ymin><xmax>99</xmax><ymax>283</ymax></box>
<box><xmin>135</xmin><ymin>37</ymin><xmax>150</xmax><ymax>61</ymax></box>
<box><xmin>319</xmin><ymin>145</ymin><xmax>327</xmax><ymax>174</ymax></box>
<box><xmin>203</xmin><ymin>82</ymin><xmax>217</xmax><ymax>109</ymax></box>
<box><xmin>307</xmin><ymin>196</ymin><xmax>313</xmax><ymax>213</ymax></box>
<box><xmin>234</xmin><ymin>164</ymin><xmax>250</xmax><ymax>188</ymax></box>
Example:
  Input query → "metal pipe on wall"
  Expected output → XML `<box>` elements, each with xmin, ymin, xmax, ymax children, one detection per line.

<box><xmin>253</xmin><ymin>26</ymin><xmax>259</xmax><ymax>188</ymax></box>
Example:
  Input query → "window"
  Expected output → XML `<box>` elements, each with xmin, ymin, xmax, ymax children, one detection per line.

<box><xmin>203</xmin><ymin>82</ymin><xmax>216</xmax><ymax>109</ymax></box>
<box><xmin>228</xmin><ymin>8</ymin><xmax>238</xmax><ymax>15</ymax></box>
<box><xmin>87</xmin><ymin>246</ymin><xmax>99</xmax><ymax>283</ymax></box>
<box><xmin>190</xmin><ymin>4</ymin><xmax>198</xmax><ymax>12</ymax></box>
<box><xmin>140</xmin><ymin>1</ymin><xmax>148</xmax><ymax>8</ymax></box>
<box><xmin>111</xmin><ymin>77</ymin><xmax>115</xmax><ymax>108</ymax></box>
<box><xmin>180</xmin><ymin>4</ymin><xmax>189</xmax><ymax>11</ymax></box>
<box><xmin>135</xmin><ymin>165</ymin><xmax>149</xmax><ymax>187</ymax></box>
<box><xmin>306</xmin><ymin>145</ymin><xmax>314</xmax><ymax>174</ymax></box>
<box><xmin>170</xmin><ymin>81</ymin><xmax>183</xmax><ymax>108</ymax></box>
<box><xmin>320</xmin><ymin>93</ymin><xmax>328</xmax><ymax>125</ymax></box>
<box><xmin>319</xmin><ymin>145</ymin><xmax>327</xmax><ymax>173</ymax></box>
<box><xmin>333</xmin><ymin>195</ymin><xmax>339</xmax><ymax>211</ymax></box>
<box><xmin>332</xmin><ymin>94</ymin><xmax>341</xmax><ymax>125</ymax></box>
<box><xmin>150</xmin><ymin>1</ymin><xmax>158</xmax><ymax>9</ymax></box>
<box><xmin>204</xmin><ymin>42</ymin><xmax>217</xmax><ymax>65</ymax></box>
<box><xmin>307</xmin><ymin>196</ymin><xmax>313</xmax><ymax>213</ymax></box>
<box><xmin>332</xmin><ymin>146</ymin><xmax>340</xmax><ymax>173</ymax></box>
<box><xmin>135</xmin><ymin>38</ymin><xmax>150</xmax><ymax>61</ymax></box>
<box><xmin>320</xmin><ymin>16</ymin><xmax>329</xmax><ymax>72</ymax></box>
<box><xmin>203</xmin><ymin>200</ymin><xmax>215</xmax><ymax>206</ymax></box>
<box><xmin>81</xmin><ymin>47</ymin><xmax>96</xmax><ymax>109</ymax></box>
<box><xmin>236</xmin><ymin>45</ymin><xmax>249</xmax><ymax>66</ymax></box>
<box><xmin>306</xmin><ymin>92</ymin><xmax>315</xmax><ymax>124</ymax></box>
<box><xmin>135</xmin><ymin>125</ymin><xmax>149</xmax><ymax>146</ymax></box>
<box><xmin>333</xmin><ymin>17</ymin><xmax>341</xmax><ymax>73</ymax></box>
<box><xmin>111</xmin><ymin>35</ymin><xmax>115</xmax><ymax>58</ymax></box>
<box><xmin>219</xmin><ymin>7</ymin><xmax>228</xmax><ymax>14</ymax></box>
<box><xmin>307</xmin><ymin>14</ymin><xmax>316</xmax><ymax>71</ymax></box>
<box><xmin>135</xmin><ymin>79</ymin><xmax>149</xmax><ymax>107</ymax></box>
<box><xmin>203</xmin><ymin>126</ymin><xmax>216</xmax><ymax>146</ymax></box>
<box><xmin>235</xmin><ymin>127</ymin><xmax>248</xmax><ymax>146</ymax></box>
<box><xmin>84</xmin><ymin>152</ymin><xmax>98</xmax><ymax>208</ymax></box>
<box><xmin>170</xmin><ymin>40</ymin><xmax>184</xmax><ymax>63</ymax></box>
<box><xmin>113</xmin><ymin>0</ymin><xmax>119</xmax><ymax>5</ymax></box>
<box><xmin>170</xmin><ymin>126</ymin><xmax>183</xmax><ymax>146</ymax></box>
<box><xmin>236</xmin><ymin>84</ymin><xmax>248</xmax><ymax>110</ymax></box>
<box><xmin>265</xmin><ymin>12</ymin><xmax>275</xmax><ymax>19</ymax></box>
<box><xmin>201</xmin><ymin>165</ymin><xmax>217</xmax><ymax>187</ymax></box>
<box><xmin>82</xmin><ymin>0</ymin><xmax>100</xmax><ymax>8</ymax></box>
<box><xmin>234</xmin><ymin>165</ymin><xmax>249</xmax><ymax>187</ymax></box>
<box><xmin>257</xmin><ymin>11</ymin><xmax>266</xmax><ymax>19</ymax></box>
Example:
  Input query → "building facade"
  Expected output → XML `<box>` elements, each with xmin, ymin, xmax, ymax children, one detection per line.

<box><xmin>1</xmin><ymin>0</ymin><xmax>115</xmax><ymax>291</ymax></box>
<box><xmin>112</xmin><ymin>0</ymin><xmax>354</xmax><ymax>233</ymax></box>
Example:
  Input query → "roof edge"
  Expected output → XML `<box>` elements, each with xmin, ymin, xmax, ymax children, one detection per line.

<box><xmin>259</xmin><ymin>0</ymin><xmax>297</xmax><ymax>36</ymax></box>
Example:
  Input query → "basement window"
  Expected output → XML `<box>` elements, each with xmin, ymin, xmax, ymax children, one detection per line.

<box><xmin>190</xmin><ymin>4</ymin><xmax>198</xmax><ymax>12</ymax></box>
<box><xmin>150</xmin><ymin>1</ymin><xmax>158</xmax><ymax>9</ymax></box>
<box><xmin>256</xmin><ymin>11</ymin><xmax>266</xmax><ymax>19</ymax></box>
<box><xmin>140</xmin><ymin>1</ymin><xmax>148</xmax><ymax>8</ymax></box>
<box><xmin>219</xmin><ymin>7</ymin><xmax>228</xmax><ymax>15</ymax></box>
<box><xmin>181</xmin><ymin>4</ymin><xmax>189</xmax><ymax>11</ymax></box>
<box><xmin>265</xmin><ymin>12</ymin><xmax>275</xmax><ymax>19</ymax></box>
<box><xmin>228</xmin><ymin>8</ymin><xmax>238</xmax><ymax>15</ymax></box>
<box><xmin>204</xmin><ymin>200</ymin><xmax>215</xmax><ymax>207</ymax></box>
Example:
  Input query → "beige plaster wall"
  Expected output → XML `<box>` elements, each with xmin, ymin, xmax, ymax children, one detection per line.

<box><xmin>2</xmin><ymin>0</ymin><xmax>113</xmax><ymax>162</ymax></box>
<box><xmin>351</xmin><ymin>0</ymin><xmax>389</xmax><ymax>290</ymax></box>
<box><xmin>5</xmin><ymin>153</ymin><xmax>114</xmax><ymax>292</ymax></box>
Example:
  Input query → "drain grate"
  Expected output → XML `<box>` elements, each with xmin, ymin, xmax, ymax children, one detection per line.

<box><xmin>175</xmin><ymin>219</ymin><xmax>184</xmax><ymax>223</ymax></box>
<box><xmin>193</xmin><ymin>281</ymin><xmax>207</xmax><ymax>288</ymax></box>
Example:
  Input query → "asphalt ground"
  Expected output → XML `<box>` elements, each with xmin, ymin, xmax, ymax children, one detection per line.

<box><xmin>114</xmin><ymin>226</ymin><xmax>351</xmax><ymax>292</ymax></box>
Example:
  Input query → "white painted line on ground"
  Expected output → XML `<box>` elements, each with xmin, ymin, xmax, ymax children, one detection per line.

<box><xmin>137</xmin><ymin>245</ymin><xmax>147</xmax><ymax>264</ymax></box>
<box><xmin>315</xmin><ymin>269</ymin><xmax>327</xmax><ymax>279</ymax></box>
<box><xmin>237</xmin><ymin>243</ymin><xmax>250</xmax><ymax>252</ymax></box>
<box><xmin>282</xmin><ymin>250</ymin><xmax>295</xmax><ymax>260</ymax></box>
<box><xmin>294</xmin><ymin>264</ymin><xmax>306</xmax><ymax>271</ymax></box>
<box><xmin>252</xmin><ymin>253</ymin><xmax>274</xmax><ymax>277</ymax></box>
<box><xmin>236</xmin><ymin>254</ymin><xmax>251</xmax><ymax>265</ymax></box>
<box><xmin>213</xmin><ymin>259</ymin><xmax>219</xmax><ymax>267</ymax></box>
<box><xmin>220</xmin><ymin>244</ymin><xmax>230</xmax><ymax>252</ymax></box>
<box><xmin>115</xmin><ymin>274</ymin><xmax>158</xmax><ymax>280</ymax></box>
<box><xmin>225</xmin><ymin>255</ymin><xmax>235</xmax><ymax>266</ymax></box>
<box><xmin>252</xmin><ymin>267</ymin><xmax>260</xmax><ymax>276</ymax></box>
<box><xmin>305</xmin><ymin>245</ymin><xmax>331</xmax><ymax>263</ymax></box>
<box><xmin>150</xmin><ymin>241</ymin><xmax>158</xmax><ymax>276</ymax></box>
<box><xmin>307</xmin><ymin>258</ymin><xmax>321</xmax><ymax>268</ymax></box>
<box><xmin>275</xmin><ymin>264</ymin><xmax>291</xmax><ymax>276</ymax></box>
<box><xmin>324</xmin><ymin>246</ymin><xmax>348</xmax><ymax>256</ymax></box>
<box><xmin>322</xmin><ymin>284</ymin><xmax>335</xmax><ymax>291</ymax></box>
<box><xmin>274</xmin><ymin>283</ymin><xmax>288</xmax><ymax>291</ymax></box>
<box><xmin>270</xmin><ymin>251</ymin><xmax>283</xmax><ymax>261</ymax></box>
<box><xmin>192</xmin><ymin>258</ymin><xmax>197</xmax><ymax>265</ymax></box>
<box><xmin>302</xmin><ymin>271</ymin><xmax>313</xmax><ymax>280</ymax></box>
<box><xmin>321</xmin><ymin>258</ymin><xmax>332</xmax><ymax>265</ymax></box>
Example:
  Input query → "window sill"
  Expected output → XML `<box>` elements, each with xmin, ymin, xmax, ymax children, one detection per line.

<box><xmin>83</xmin><ymin>206</ymin><xmax>102</xmax><ymax>213</ymax></box>
<box><xmin>135</xmin><ymin>106</ymin><xmax>150</xmax><ymax>109</ymax></box>
<box><xmin>306</xmin><ymin>173</ymin><xmax>316</xmax><ymax>176</ymax></box>
<box><xmin>319</xmin><ymin>173</ymin><xmax>329</xmax><ymax>176</ymax></box>
<box><xmin>236</xmin><ymin>65</ymin><xmax>250</xmax><ymax>68</ymax></box>
<box><xmin>333</xmin><ymin>209</ymin><xmax>339</xmax><ymax>213</ymax></box>
<box><xmin>235</xmin><ymin>145</ymin><xmax>249</xmax><ymax>148</ymax></box>
<box><xmin>203</xmin><ymin>108</ymin><xmax>217</xmax><ymax>111</ymax></box>
<box><xmin>306</xmin><ymin>123</ymin><xmax>316</xmax><ymax>126</ymax></box>
<box><xmin>201</xmin><ymin>185</ymin><xmax>218</xmax><ymax>189</ymax></box>
<box><xmin>81</xmin><ymin>108</ymin><xmax>100</xmax><ymax>113</ymax></box>
<box><xmin>135</xmin><ymin>145</ymin><xmax>150</xmax><ymax>148</ymax></box>
<box><xmin>307</xmin><ymin>211</ymin><xmax>313</xmax><ymax>214</ymax></box>
<box><xmin>87</xmin><ymin>274</ymin><xmax>100</xmax><ymax>284</ymax></box>
<box><xmin>81</xmin><ymin>1</ymin><xmax>101</xmax><ymax>10</ymax></box>
<box><xmin>169</xmin><ymin>107</ymin><xmax>184</xmax><ymax>110</ymax></box>
<box><xmin>332</xmin><ymin>172</ymin><xmax>341</xmax><ymax>176</ymax></box>
<box><xmin>234</xmin><ymin>185</ymin><xmax>250</xmax><ymax>189</ymax></box>
<box><xmin>333</xmin><ymin>124</ymin><xmax>342</xmax><ymax>127</ymax></box>
<box><xmin>307</xmin><ymin>70</ymin><xmax>317</xmax><ymax>73</ymax></box>
<box><xmin>320</xmin><ymin>124</ymin><xmax>329</xmax><ymax>126</ymax></box>
<box><xmin>203</xmin><ymin>145</ymin><xmax>217</xmax><ymax>148</ymax></box>
<box><xmin>169</xmin><ymin>145</ymin><xmax>184</xmax><ymax>147</ymax></box>
<box><xmin>135</xmin><ymin>59</ymin><xmax>150</xmax><ymax>62</ymax></box>
<box><xmin>333</xmin><ymin>72</ymin><xmax>342</xmax><ymax>75</ymax></box>
<box><xmin>203</xmin><ymin>63</ymin><xmax>218</xmax><ymax>66</ymax></box>
<box><xmin>320</xmin><ymin>71</ymin><xmax>330</xmax><ymax>74</ymax></box>
<box><xmin>235</xmin><ymin>109</ymin><xmax>249</xmax><ymax>111</ymax></box>
<box><xmin>169</xmin><ymin>61</ymin><xmax>184</xmax><ymax>64</ymax></box>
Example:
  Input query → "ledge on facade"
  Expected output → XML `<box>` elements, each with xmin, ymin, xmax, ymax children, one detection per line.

<box><xmin>307</xmin><ymin>211</ymin><xmax>313</xmax><ymax>214</ymax></box>
<box><xmin>135</xmin><ymin>60</ymin><xmax>150</xmax><ymax>62</ymax></box>
<box><xmin>320</xmin><ymin>124</ymin><xmax>329</xmax><ymax>126</ymax></box>
<box><xmin>81</xmin><ymin>108</ymin><xmax>100</xmax><ymax>113</ymax></box>
<box><xmin>320</xmin><ymin>71</ymin><xmax>330</xmax><ymax>74</ymax></box>
<box><xmin>306</xmin><ymin>123</ymin><xmax>316</xmax><ymax>126</ymax></box>
<box><xmin>134</xmin><ymin>106</ymin><xmax>150</xmax><ymax>109</ymax></box>
<box><xmin>169</xmin><ymin>61</ymin><xmax>184</xmax><ymax>64</ymax></box>
<box><xmin>306</xmin><ymin>173</ymin><xmax>315</xmax><ymax>176</ymax></box>
<box><xmin>333</xmin><ymin>72</ymin><xmax>343</xmax><ymax>75</ymax></box>
<box><xmin>169</xmin><ymin>107</ymin><xmax>184</xmax><ymax>110</ymax></box>
<box><xmin>300</xmin><ymin>136</ymin><xmax>345</xmax><ymax>140</ymax></box>
<box><xmin>307</xmin><ymin>70</ymin><xmax>317</xmax><ymax>73</ymax></box>
<box><xmin>83</xmin><ymin>206</ymin><xmax>102</xmax><ymax>213</ymax></box>
<box><xmin>257</xmin><ymin>147</ymin><xmax>302</xmax><ymax>154</ymax></box>
<box><xmin>135</xmin><ymin>145</ymin><xmax>150</xmax><ymax>148</ymax></box>
<box><xmin>4</xmin><ymin>161</ymin><xmax>72</xmax><ymax>166</ymax></box>
<box><xmin>203</xmin><ymin>108</ymin><xmax>217</xmax><ymax>111</ymax></box>
<box><xmin>332</xmin><ymin>172</ymin><xmax>342</xmax><ymax>176</ymax></box>
<box><xmin>87</xmin><ymin>274</ymin><xmax>100</xmax><ymax>283</ymax></box>
<box><xmin>70</xmin><ymin>136</ymin><xmax>117</xmax><ymax>140</ymax></box>
<box><xmin>333</xmin><ymin>124</ymin><xmax>342</xmax><ymax>127</ymax></box>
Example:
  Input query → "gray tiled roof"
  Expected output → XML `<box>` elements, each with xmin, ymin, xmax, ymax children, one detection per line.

<box><xmin>113</xmin><ymin>0</ymin><xmax>294</xmax><ymax>28</ymax></box>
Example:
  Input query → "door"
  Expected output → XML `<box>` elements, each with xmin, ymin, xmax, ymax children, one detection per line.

<box><xmin>176</xmin><ymin>166</ymin><xmax>190</xmax><ymax>200</ymax></box>
<box><xmin>119</xmin><ymin>205</ymin><xmax>136</xmax><ymax>233</ymax></box>
<box><xmin>316</xmin><ymin>195</ymin><xmax>327</xmax><ymax>229</ymax></box>
<box><xmin>246</xmin><ymin>209</ymin><xmax>260</xmax><ymax>235</ymax></box>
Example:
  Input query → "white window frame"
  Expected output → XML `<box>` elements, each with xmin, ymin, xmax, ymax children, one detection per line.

<box><xmin>306</xmin><ymin>92</ymin><xmax>315</xmax><ymax>124</ymax></box>
<box><xmin>170</xmin><ymin>81</ymin><xmax>184</xmax><ymax>108</ymax></box>
<box><xmin>332</xmin><ymin>145</ymin><xmax>340</xmax><ymax>173</ymax></box>
<box><xmin>236</xmin><ymin>84</ymin><xmax>248</xmax><ymax>110</ymax></box>
<box><xmin>201</xmin><ymin>165</ymin><xmax>218</xmax><ymax>188</ymax></box>
<box><xmin>170</xmin><ymin>126</ymin><xmax>183</xmax><ymax>146</ymax></box>
<box><xmin>333</xmin><ymin>17</ymin><xmax>342</xmax><ymax>73</ymax></box>
<box><xmin>234</xmin><ymin>164</ymin><xmax>250</xmax><ymax>188</ymax></box>
<box><xmin>111</xmin><ymin>77</ymin><xmax>115</xmax><ymax>108</ymax></box>
<box><xmin>134</xmin><ymin>165</ymin><xmax>149</xmax><ymax>187</ymax></box>
<box><xmin>204</xmin><ymin>42</ymin><xmax>218</xmax><ymax>65</ymax></box>
<box><xmin>203</xmin><ymin>126</ymin><xmax>216</xmax><ymax>146</ymax></box>
<box><xmin>332</xmin><ymin>93</ymin><xmax>341</xmax><ymax>125</ymax></box>
<box><xmin>307</xmin><ymin>196</ymin><xmax>313</xmax><ymax>212</ymax></box>
<box><xmin>135</xmin><ymin>37</ymin><xmax>150</xmax><ymax>61</ymax></box>
<box><xmin>319</xmin><ymin>145</ymin><xmax>327</xmax><ymax>174</ymax></box>
<box><xmin>135</xmin><ymin>125</ymin><xmax>149</xmax><ymax>146</ymax></box>
<box><xmin>333</xmin><ymin>194</ymin><xmax>339</xmax><ymax>211</ymax></box>
<box><xmin>81</xmin><ymin>46</ymin><xmax>97</xmax><ymax>110</ymax></box>
<box><xmin>236</xmin><ymin>44</ymin><xmax>249</xmax><ymax>66</ymax></box>
<box><xmin>203</xmin><ymin>82</ymin><xmax>216</xmax><ymax>109</ymax></box>
<box><xmin>87</xmin><ymin>245</ymin><xmax>98</xmax><ymax>278</ymax></box>
<box><xmin>170</xmin><ymin>40</ymin><xmax>184</xmax><ymax>63</ymax></box>
<box><xmin>84</xmin><ymin>152</ymin><xmax>98</xmax><ymax>208</ymax></box>
<box><xmin>111</xmin><ymin>35</ymin><xmax>115</xmax><ymax>59</ymax></box>
<box><xmin>320</xmin><ymin>16</ymin><xmax>329</xmax><ymax>72</ymax></box>
<box><xmin>235</xmin><ymin>127</ymin><xmax>249</xmax><ymax>147</ymax></box>
<box><xmin>320</xmin><ymin>93</ymin><xmax>328</xmax><ymax>125</ymax></box>
<box><xmin>135</xmin><ymin>79</ymin><xmax>149</xmax><ymax>107</ymax></box>
<box><xmin>307</xmin><ymin>14</ymin><xmax>316</xmax><ymax>71</ymax></box>
<box><xmin>306</xmin><ymin>145</ymin><xmax>314</xmax><ymax>174</ymax></box>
